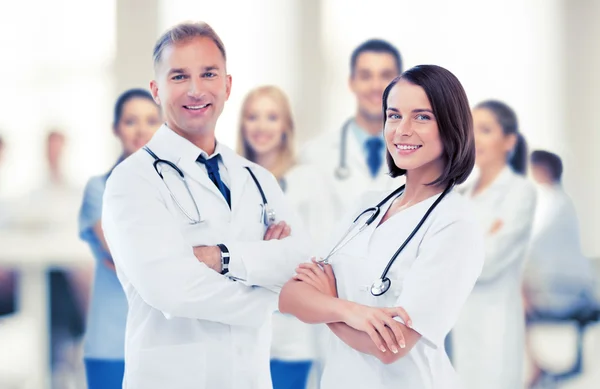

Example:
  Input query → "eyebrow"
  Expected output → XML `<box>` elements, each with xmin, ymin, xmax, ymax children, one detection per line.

<box><xmin>386</xmin><ymin>107</ymin><xmax>434</xmax><ymax>114</ymax></box>
<box><xmin>167</xmin><ymin>65</ymin><xmax>220</xmax><ymax>76</ymax></box>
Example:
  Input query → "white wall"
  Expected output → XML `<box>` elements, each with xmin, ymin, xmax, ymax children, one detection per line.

<box><xmin>0</xmin><ymin>0</ymin><xmax>116</xmax><ymax>196</ymax></box>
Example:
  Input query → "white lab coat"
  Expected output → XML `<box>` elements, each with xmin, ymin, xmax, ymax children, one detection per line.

<box><xmin>320</xmin><ymin>190</ymin><xmax>484</xmax><ymax>389</ymax></box>
<box><xmin>452</xmin><ymin>167</ymin><xmax>537</xmax><ymax>389</ymax></box>
<box><xmin>523</xmin><ymin>184</ymin><xmax>596</xmax><ymax>313</ymax></box>
<box><xmin>271</xmin><ymin>164</ymin><xmax>335</xmax><ymax>363</ymax></box>
<box><xmin>102</xmin><ymin>125</ymin><xmax>312</xmax><ymax>389</ymax></box>
<box><xmin>300</xmin><ymin>124</ymin><xmax>402</xmax><ymax>219</ymax></box>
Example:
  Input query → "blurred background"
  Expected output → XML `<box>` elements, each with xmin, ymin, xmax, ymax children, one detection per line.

<box><xmin>0</xmin><ymin>0</ymin><xmax>598</xmax><ymax>388</ymax></box>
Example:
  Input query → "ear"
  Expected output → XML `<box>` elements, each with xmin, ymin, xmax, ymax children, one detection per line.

<box><xmin>348</xmin><ymin>74</ymin><xmax>357</xmax><ymax>94</ymax></box>
<box><xmin>505</xmin><ymin>133</ymin><xmax>517</xmax><ymax>153</ymax></box>
<box><xmin>225</xmin><ymin>74</ymin><xmax>232</xmax><ymax>101</ymax></box>
<box><xmin>150</xmin><ymin>80</ymin><xmax>161</xmax><ymax>105</ymax></box>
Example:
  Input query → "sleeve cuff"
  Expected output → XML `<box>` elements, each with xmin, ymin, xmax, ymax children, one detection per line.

<box><xmin>223</xmin><ymin>242</ymin><xmax>248</xmax><ymax>282</ymax></box>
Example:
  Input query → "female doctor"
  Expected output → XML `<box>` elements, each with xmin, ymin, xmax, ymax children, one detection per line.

<box><xmin>238</xmin><ymin>85</ymin><xmax>335</xmax><ymax>389</ymax></box>
<box><xmin>78</xmin><ymin>89</ymin><xmax>161</xmax><ymax>388</ymax></box>
<box><xmin>279</xmin><ymin>65</ymin><xmax>485</xmax><ymax>389</ymax></box>
<box><xmin>451</xmin><ymin>100</ymin><xmax>537</xmax><ymax>389</ymax></box>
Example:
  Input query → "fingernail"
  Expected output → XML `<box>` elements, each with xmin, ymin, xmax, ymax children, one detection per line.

<box><xmin>380</xmin><ymin>346</ymin><xmax>386</xmax><ymax>353</ymax></box>
<box><xmin>400</xmin><ymin>342</ymin><xmax>406</xmax><ymax>349</ymax></box>
<box><xmin>391</xmin><ymin>346</ymin><xmax>398</xmax><ymax>354</ymax></box>
<box><xmin>408</xmin><ymin>321</ymin><xmax>413</xmax><ymax>328</ymax></box>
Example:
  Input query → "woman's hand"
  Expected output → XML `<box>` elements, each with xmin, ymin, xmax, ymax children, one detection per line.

<box><xmin>341</xmin><ymin>302</ymin><xmax>412</xmax><ymax>354</ymax></box>
<box><xmin>293</xmin><ymin>258</ymin><xmax>337</xmax><ymax>298</ymax></box>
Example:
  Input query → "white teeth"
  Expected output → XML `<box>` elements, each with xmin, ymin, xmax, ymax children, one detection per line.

<box><xmin>396</xmin><ymin>145</ymin><xmax>421</xmax><ymax>150</ymax></box>
<box><xmin>186</xmin><ymin>104</ymin><xmax>208</xmax><ymax>110</ymax></box>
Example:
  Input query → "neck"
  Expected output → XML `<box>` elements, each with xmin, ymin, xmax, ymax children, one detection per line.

<box><xmin>355</xmin><ymin>110</ymin><xmax>383</xmax><ymax>136</ymax></box>
<box><xmin>168</xmin><ymin>122</ymin><xmax>217</xmax><ymax>155</ymax></box>
<box><xmin>49</xmin><ymin>167</ymin><xmax>63</xmax><ymax>185</ymax></box>
<box><xmin>255</xmin><ymin>150</ymin><xmax>280</xmax><ymax>175</ymax></box>
<box><xmin>398</xmin><ymin>172</ymin><xmax>445</xmax><ymax>207</ymax></box>
<box><xmin>475</xmin><ymin>161</ymin><xmax>506</xmax><ymax>194</ymax></box>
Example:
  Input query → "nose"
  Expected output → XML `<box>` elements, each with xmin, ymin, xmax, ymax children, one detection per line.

<box><xmin>188</xmin><ymin>77</ymin><xmax>204</xmax><ymax>99</ymax></box>
<box><xmin>397</xmin><ymin>119</ymin><xmax>413</xmax><ymax>137</ymax></box>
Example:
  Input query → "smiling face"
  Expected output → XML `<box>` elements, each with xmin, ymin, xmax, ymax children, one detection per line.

<box><xmin>114</xmin><ymin>97</ymin><xmax>162</xmax><ymax>156</ymax></box>
<box><xmin>350</xmin><ymin>51</ymin><xmax>399</xmax><ymax>121</ymax></box>
<box><xmin>472</xmin><ymin>107</ymin><xmax>516</xmax><ymax>170</ymax></box>
<box><xmin>241</xmin><ymin>94</ymin><xmax>288</xmax><ymax>157</ymax></box>
<box><xmin>150</xmin><ymin>36</ymin><xmax>232</xmax><ymax>141</ymax></box>
<box><xmin>384</xmin><ymin>79</ymin><xmax>444</xmax><ymax>180</ymax></box>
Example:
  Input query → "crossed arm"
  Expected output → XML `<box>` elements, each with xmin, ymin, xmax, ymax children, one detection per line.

<box><xmin>278</xmin><ymin>260</ymin><xmax>420</xmax><ymax>365</ymax></box>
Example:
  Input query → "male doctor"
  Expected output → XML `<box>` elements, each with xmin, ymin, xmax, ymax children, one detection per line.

<box><xmin>301</xmin><ymin>39</ymin><xmax>403</xmax><ymax>215</ymax></box>
<box><xmin>102</xmin><ymin>22</ymin><xmax>311</xmax><ymax>389</ymax></box>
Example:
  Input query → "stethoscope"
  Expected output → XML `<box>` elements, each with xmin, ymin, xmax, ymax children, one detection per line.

<box><xmin>317</xmin><ymin>182</ymin><xmax>454</xmax><ymax>296</ymax></box>
<box><xmin>334</xmin><ymin>118</ymin><xmax>353</xmax><ymax>180</ymax></box>
<box><xmin>143</xmin><ymin>146</ymin><xmax>276</xmax><ymax>226</ymax></box>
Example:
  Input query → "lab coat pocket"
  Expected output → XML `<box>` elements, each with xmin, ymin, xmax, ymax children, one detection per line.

<box><xmin>131</xmin><ymin>343</ymin><xmax>206</xmax><ymax>389</ymax></box>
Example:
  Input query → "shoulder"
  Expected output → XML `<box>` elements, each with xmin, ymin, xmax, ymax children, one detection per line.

<box><xmin>420</xmin><ymin>191</ymin><xmax>483</xmax><ymax>247</ymax></box>
<box><xmin>83</xmin><ymin>174</ymin><xmax>108</xmax><ymax>198</ymax></box>
<box><xmin>105</xmin><ymin>150</ymin><xmax>157</xmax><ymax>196</ymax></box>
<box><xmin>299</xmin><ymin>130</ymin><xmax>340</xmax><ymax>163</ymax></box>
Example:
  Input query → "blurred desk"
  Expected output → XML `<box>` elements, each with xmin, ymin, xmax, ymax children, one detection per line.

<box><xmin>0</xmin><ymin>229</ymin><xmax>93</xmax><ymax>389</ymax></box>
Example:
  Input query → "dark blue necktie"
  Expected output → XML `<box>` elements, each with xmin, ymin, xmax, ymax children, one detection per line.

<box><xmin>365</xmin><ymin>137</ymin><xmax>384</xmax><ymax>178</ymax></box>
<box><xmin>197</xmin><ymin>154</ymin><xmax>231</xmax><ymax>208</ymax></box>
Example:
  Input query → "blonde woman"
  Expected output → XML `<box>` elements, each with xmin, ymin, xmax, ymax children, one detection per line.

<box><xmin>238</xmin><ymin>86</ymin><xmax>334</xmax><ymax>389</ymax></box>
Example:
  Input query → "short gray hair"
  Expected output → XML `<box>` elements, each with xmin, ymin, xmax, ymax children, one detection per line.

<box><xmin>153</xmin><ymin>21</ymin><xmax>227</xmax><ymax>67</ymax></box>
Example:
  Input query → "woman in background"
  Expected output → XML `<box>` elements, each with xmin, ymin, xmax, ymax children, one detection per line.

<box><xmin>79</xmin><ymin>89</ymin><xmax>161</xmax><ymax>389</ymax></box>
<box><xmin>452</xmin><ymin>100</ymin><xmax>537</xmax><ymax>389</ymax></box>
<box><xmin>238</xmin><ymin>85</ymin><xmax>334</xmax><ymax>389</ymax></box>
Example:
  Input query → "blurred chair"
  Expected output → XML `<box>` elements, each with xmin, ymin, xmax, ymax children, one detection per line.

<box><xmin>527</xmin><ymin>302</ymin><xmax>600</xmax><ymax>382</ymax></box>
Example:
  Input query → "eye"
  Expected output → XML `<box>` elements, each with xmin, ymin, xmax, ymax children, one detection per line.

<box><xmin>268</xmin><ymin>114</ymin><xmax>279</xmax><ymax>121</ymax></box>
<box><xmin>415</xmin><ymin>114</ymin><xmax>431</xmax><ymax>120</ymax></box>
<box><xmin>171</xmin><ymin>74</ymin><xmax>186</xmax><ymax>81</ymax></box>
<box><xmin>387</xmin><ymin>113</ymin><xmax>401</xmax><ymax>120</ymax></box>
<box><xmin>203</xmin><ymin>72</ymin><xmax>216</xmax><ymax>78</ymax></box>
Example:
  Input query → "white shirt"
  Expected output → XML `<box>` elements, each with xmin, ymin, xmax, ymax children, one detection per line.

<box><xmin>320</xmin><ymin>189</ymin><xmax>484</xmax><ymax>389</ymax></box>
<box><xmin>102</xmin><ymin>125</ymin><xmax>312</xmax><ymax>389</ymax></box>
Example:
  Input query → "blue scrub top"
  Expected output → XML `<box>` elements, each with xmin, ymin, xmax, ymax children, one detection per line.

<box><xmin>79</xmin><ymin>168</ymin><xmax>128</xmax><ymax>360</ymax></box>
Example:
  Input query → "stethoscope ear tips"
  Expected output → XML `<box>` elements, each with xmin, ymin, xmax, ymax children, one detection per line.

<box><xmin>370</xmin><ymin>277</ymin><xmax>391</xmax><ymax>296</ymax></box>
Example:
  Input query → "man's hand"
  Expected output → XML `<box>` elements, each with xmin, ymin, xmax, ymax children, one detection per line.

<box><xmin>193</xmin><ymin>246</ymin><xmax>222</xmax><ymax>273</ymax></box>
<box><xmin>264</xmin><ymin>221</ymin><xmax>291</xmax><ymax>241</ymax></box>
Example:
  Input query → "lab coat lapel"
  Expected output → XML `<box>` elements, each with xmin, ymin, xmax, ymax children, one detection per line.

<box><xmin>145</xmin><ymin>125</ymin><xmax>230</xmax><ymax>207</ymax></box>
<box><xmin>347</xmin><ymin>132</ymin><xmax>371</xmax><ymax>181</ymax></box>
<box><xmin>219</xmin><ymin>147</ymin><xmax>250</xmax><ymax>213</ymax></box>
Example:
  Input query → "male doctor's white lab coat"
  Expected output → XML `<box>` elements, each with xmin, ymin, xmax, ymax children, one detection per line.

<box><xmin>102</xmin><ymin>125</ymin><xmax>311</xmax><ymax>389</ymax></box>
<box><xmin>301</xmin><ymin>123</ymin><xmax>402</xmax><ymax>219</ymax></box>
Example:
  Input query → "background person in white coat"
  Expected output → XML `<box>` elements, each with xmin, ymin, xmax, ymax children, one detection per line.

<box><xmin>237</xmin><ymin>85</ymin><xmax>334</xmax><ymax>389</ymax></box>
<box><xmin>523</xmin><ymin>150</ymin><xmax>597</xmax><ymax>387</ymax></box>
<box><xmin>452</xmin><ymin>100</ymin><xmax>537</xmax><ymax>389</ymax></box>
<box><xmin>301</xmin><ymin>39</ymin><xmax>403</xmax><ymax>217</ymax></box>
<box><xmin>279</xmin><ymin>65</ymin><xmax>485</xmax><ymax>389</ymax></box>
<box><xmin>101</xmin><ymin>22</ymin><xmax>311</xmax><ymax>389</ymax></box>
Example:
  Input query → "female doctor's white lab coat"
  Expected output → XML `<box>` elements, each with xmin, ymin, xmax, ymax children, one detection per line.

<box><xmin>320</xmin><ymin>189</ymin><xmax>484</xmax><ymax>389</ymax></box>
<box><xmin>452</xmin><ymin>167</ymin><xmax>536</xmax><ymax>389</ymax></box>
<box><xmin>102</xmin><ymin>126</ymin><xmax>311</xmax><ymax>389</ymax></box>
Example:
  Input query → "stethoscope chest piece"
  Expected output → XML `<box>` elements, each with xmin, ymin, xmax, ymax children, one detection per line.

<box><xmin>370</xmin><ymin>277</ymin><xmax>391</xmax><ymax>297</ymax></box>
<box><xmin>335</xmin><ymin>165</ymin><xmax>351</xmax><ymax>180</ymax></box>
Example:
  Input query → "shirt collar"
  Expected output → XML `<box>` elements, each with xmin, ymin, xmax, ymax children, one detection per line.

<box><xmin>145</xmin><ymin>124</ymin><xmax>250</xmax><ymax>169</ymax></box>
<box><xmin>349</xmin><ymin>119</ymin><xmax>384</xmax><ymax>151</ymax></box>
